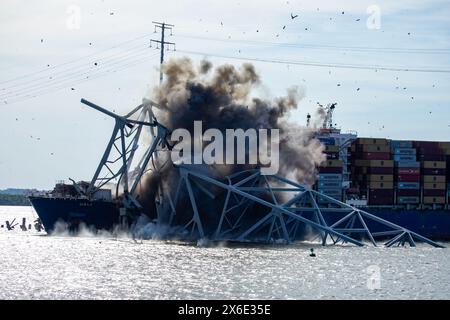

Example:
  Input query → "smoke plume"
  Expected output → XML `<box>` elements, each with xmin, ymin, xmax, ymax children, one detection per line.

<box><xmin>137</xmin><ymin>57</ymin><xmax>325</xmax><ymax>223</ymax></box>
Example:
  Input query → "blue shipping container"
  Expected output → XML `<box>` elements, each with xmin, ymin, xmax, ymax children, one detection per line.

<box><xmin>390</xmin><ymin>140</ymin><xmax>413</xmax><ymax>148</ymax></box>
<box><xmin>318</xmin><ymin>181</ymin><xmax>341</xmax><ymax>188</ymax></box>
<box><xmin>318</xmin><ymin>188</ymin><xmax>343</xmax><ymax>193</ymax></box>
<box><xmin>393</xmin><ymin>154</ymin><xmax>417</xmax><ymax>162</ymax></box>
<box><xmin>397</xmin><ymin>182</ymin><xmax>420</xmax><ymax>189</ymax></box>
<box><xmin>393</xmin><ymin>148</ymin><xmax>416</xmax><ymax>155</ymax></box>
<box><xmin>395</xmin><ymin>161</ymin><xmax>420</xmax><ymax>168</ymax></box>
<box><xmin>318</xmin><ymin>174</ymin><xmax>343</xmax><ymax>181</ymax></box>
<box><xmin>397</xmin><ymin>196</ymin><xmax>420</xmax><ymax>204</ymax></box>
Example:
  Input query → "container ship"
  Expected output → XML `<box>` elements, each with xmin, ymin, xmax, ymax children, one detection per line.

<box><xmin>29</xmin><ymin>100</ymin><xmax>450</xmax><ymax>243</ymax></box>
<box><xmin>312</xmin><ymin>104</ymin><xmax>450</xmax><ymax>240</ymax></box>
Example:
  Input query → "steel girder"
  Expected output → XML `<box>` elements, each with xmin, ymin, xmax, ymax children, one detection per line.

<box><xmin>163</xmin><ymin>166</ymin><xmax>444</xmax><ymax>248</ymax></box>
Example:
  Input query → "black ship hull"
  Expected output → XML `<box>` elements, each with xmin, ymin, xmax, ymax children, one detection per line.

<box><xmin>29</xmin><ymin>196</ymin><xmax>120</xmax><ymax>233</ymax></box>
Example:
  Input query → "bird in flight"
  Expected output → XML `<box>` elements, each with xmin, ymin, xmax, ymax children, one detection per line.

<box><xmin>291</xmin><ymin>13</ymin><xmax>298</xmax><ymax>19</ymax></box>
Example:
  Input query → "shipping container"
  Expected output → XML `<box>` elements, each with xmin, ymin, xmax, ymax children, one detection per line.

<box><xmin>421</xmin><ymin>161</ymin><xmax>446</xmax><ymax>169</ymax></box>
<box><xmin>413</xmin><ymin>141</ymin><xmax>440</xmax><ymax>148</ymax></box>
<box><xmin>396</xmin><ymin>189</ymin><xmax>420</xmax><ymax>196</ymax></box>
<box><xmin>368</xmin><ymin>181</ymin><xmax>393</xmax><ymax>189</ymax></box>
<box><xmin>355</xmin><ymin>144</ymin><xmax>390</xmax><ymax>153</ymax></box>
<box><xmin>422</xmin><ymin>175</ymin><xmax>446</xmax><ymax>183</ymax></box>
<box><xmin>318</xmin><ymin>190</ymin><xmax>343</xmax><ymax>197</ymax></box>
<box><xmin>368</xmin><ymin>197</ymin><xmax>394</xmax><ymax>205</ymax></box>
<box><xmin>397</xmin><ymin>182</ymin><xmax>420</xmax><ymax>189</ymax></box>
<box><xmin>438</xmin><ymin>142</ymin><xmax>450</xmax><ymax>149</ymax></box>
<box><xmin>392</xmin><ymin>148</ymin><xmax>416</xmax><ymax>155</ymax></box>
<box><xmin>423</xmin><ymin>189</ymin><xmax>446</xmax><ymax>197</ymax></box>
<box><xmin>396</xmin><ymin>168</ymin><xmax>420</xmax><ymax>175</ymax></box>
<box><xmin>393</xmin><ymin>154</ymin><xmax>417</xmax><ymax>162</ymax></box>
<box><xmin>354</xmin><ymin>160</ymin><xmax>394</xmax><ymax>167</ymax></box>
<box><xmin>318</xmin><ymin>181</ymin><xmax>341</xmax><ymax>188</ymax></box>
<box><xmin>423</xmin><ymin>196</ymin><xmax>445</xmax><ymax>204</ymax></box>
<box><xmin>319</xmin><ymin>167</ymin><xmax>343</xmax><ymax>174</ymax></box>
<box><xmin>422</xmin><ymin>168</ymin><xmax>446</xmax><ymax>175</ymax></box>
<box><xmin>397</xmin><ymin>196</ymin><xmax>420</xmax><ymax>204</ymax></box>
<box><xmin>395</xmin><ymin>161</ymin><xmax>420</xmax><ymax>168</ymax></box>
<box><xmin>356</xmin><ymin>138</ymin><xmax>388</xmax><ymax>145</ymax></box>
<box><xmin>366</xmin><ymin>167</ymin><xmax>394</xmax><ymax>174</ymax></box>
<box><xmin>356</xmin><ymin>152</ymin><xmax>391</xmax><ymax>160</ymax></box>
<box><xmin>321</xmin><ymin>159</ymin><xmax>343</xmax><ymax>167</ymax></box>
<box><xmin>417</xmin><ymin>154</ymin><xmax>446</xmax><ymax>161</ymax></box>
<box><xmin>423</xmin><ymin>182</ymin><xmax>446</xmax><ymax>189</ymax></box>
<box><xmin>396</xmin><ymin>175</ymin><xmax>420</xmax><ymax>182</ymax></box>
<box><xmin>318</xmin><ymin>174</ymin><xmax>343</xmax><ymax>181</ymax></box>
<box><xmin>390</xmin><ymin>140</ymin><xmax>413</xmax><ymax>148</ymax></box>
<box><xmin>369</xmin><ymin>189</ymin><xmax>394</xmax><ymax>196</ymax></box>
<box><xmin>415</xmin><ymin>147</ymin><xmax>443</xmax><ymax>155</ymax></box>
<box><xmin>363</xmin><ymin>174</ymin><xmax>394</xmax><ymax>182</ymax></box>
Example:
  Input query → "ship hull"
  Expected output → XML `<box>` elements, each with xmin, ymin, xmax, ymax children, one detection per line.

<box><xmin>29</xmin><ymin>196</ymin><xmax>120</xmax><ymax>233</ymax></box>
<box><xmin>296</xmin><ymin>208</ymin><xmax>450</xmax><ymax>241</ymax></box>
<box><xmin>29</xmin><ymin>196</ymin><xmax>450</xmax><ymax>240</ymax></box>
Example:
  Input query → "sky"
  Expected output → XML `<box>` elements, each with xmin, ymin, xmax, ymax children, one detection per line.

<box><xmin>0</xmin><ymin>0</ymin><xmax>449</xmax><ymax>189</ymax></box>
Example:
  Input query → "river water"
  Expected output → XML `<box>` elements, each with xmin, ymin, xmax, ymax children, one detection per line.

<box><xmin>0</xmin><ymin>206</ymin><xmax>448</xmax><ymax>299</ymax></box>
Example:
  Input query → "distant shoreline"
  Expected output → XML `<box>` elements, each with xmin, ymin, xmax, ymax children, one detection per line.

<box><xmin>0</xmin><ymin>194</ymin><xmax>32</xmax><ymax>206</ymax></box>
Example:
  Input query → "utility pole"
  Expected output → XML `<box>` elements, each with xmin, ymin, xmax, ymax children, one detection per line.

<box><xmin>151</xmin><ymin>22</ymin><xmax>175</xmax><ymax>83</ymax></box>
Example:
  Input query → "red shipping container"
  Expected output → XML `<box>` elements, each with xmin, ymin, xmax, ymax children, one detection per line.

<box><xmin>357</xmin><ymin>152</ymin><xmax>391</xmax><ymax>160</ymax></box>
<box><xmin>396</xmin><ymin>168</ymin><xmax>420</xmax><ymax>175</ymax></box>
<box><xmin>422</xmin><ymin>168</ymin><xmax>446</xmax><ymax>175</ymax></box>
<box><xmin>396</xmin><ymin>189</ymin><xmax>420</xmax><ymax>196</ymax></box>
<box><xmin>423</xmin><ymin>189</ymin><xmax>446</xmax><ymax>197</ymax></box>
<box><xmin>396</xmin><ymin>174</ymin><xmax>420</xmax><ymax>182</ymax></box>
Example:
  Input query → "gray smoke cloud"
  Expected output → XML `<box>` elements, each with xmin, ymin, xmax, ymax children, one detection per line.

<box><xmin>137</xmin><ymin>57</ymin><xmax>326</xmax><ymax>220</ymax></box>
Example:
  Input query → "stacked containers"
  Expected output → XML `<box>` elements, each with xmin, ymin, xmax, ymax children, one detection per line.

<box><xmin>350</xmin><ymin>138</ymin><xmax>394</xmax><ymax>205</ymax></box>
<box><xmin>317</xmin><ymin>137</ymin><xmax>343</xmax><ymax>202</ymax></box>
<box><xmin>413</xmin><ymin>141</ymin><xmax>447</xmax><ymax>205</ymax></box>
<box><xmin>317</xmin><ymin>161</ymin><xmax>343</xmax><ymax>202</ymax></box>
<box><xmin>390</xmin><ymin>140</ymin><xmax>420</xmax><ymax>204</ymax></box>
<box><xmin>441</xmin><ymin>142</ymin><xmax>450</xmax><ymax>205</ymax></box>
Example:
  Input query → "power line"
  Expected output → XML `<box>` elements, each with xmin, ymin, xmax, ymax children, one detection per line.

<box><xmin>0</xmin><ymin>45</ymin><xmax>150</xmax><ymax>99</ymax></box>
<box><xmin>0</xmin><ymin>44</ymin><xmax>149</xmax><ymax>97</ymax></box>
<box><xmin>176</xmin><ymin>49</ymin><xmax>450</xmax><ymax>73</ymax></box>
<box><xmin>175</xmin><ymin>34</ymin><xmax>450</xmax><ymax>55</ymax></box>
<box><xmin>0</xmin><ymin>33</ymin><xmax>153</xmax><ymax>86</ymax></box>
<box><xmin>2</xmin><ymin>51</ymin><xmax>158</xmax><ymax>102</ymax></box>
<box><xmin>4</xmin><ymin>52</ymin><xmax>160</xmax><ymax>105</ymax></box>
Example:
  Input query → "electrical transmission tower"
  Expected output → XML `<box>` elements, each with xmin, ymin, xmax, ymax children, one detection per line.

<box><xmin>150</xmin><ymin>22</ymin><xmax>176</xmax><ymax>83</ymax></box>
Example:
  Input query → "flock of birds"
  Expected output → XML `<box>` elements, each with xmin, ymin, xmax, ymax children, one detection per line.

<box><xmin>8</xmin><ymin>6</ymin><xmax>447</xmax><ymax>145</ymax></box>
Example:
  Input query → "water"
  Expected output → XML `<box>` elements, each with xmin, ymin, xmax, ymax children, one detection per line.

<box><xmin>0</xmin><ymin>206</ymin><xmax>448</xmax><ymax>299</ymax></box>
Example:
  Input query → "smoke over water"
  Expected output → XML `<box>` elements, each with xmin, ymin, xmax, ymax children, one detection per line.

<box><xmin>135</xmin><ymin>58</ymin><xmax>326</xmax><ymax>236</ymax></box>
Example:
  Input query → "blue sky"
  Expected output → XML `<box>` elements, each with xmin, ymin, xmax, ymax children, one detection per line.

<box><xmin>0</xmin><ymin>0</ymin><xmax>449</xmax><ymax>189</ymax></box>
